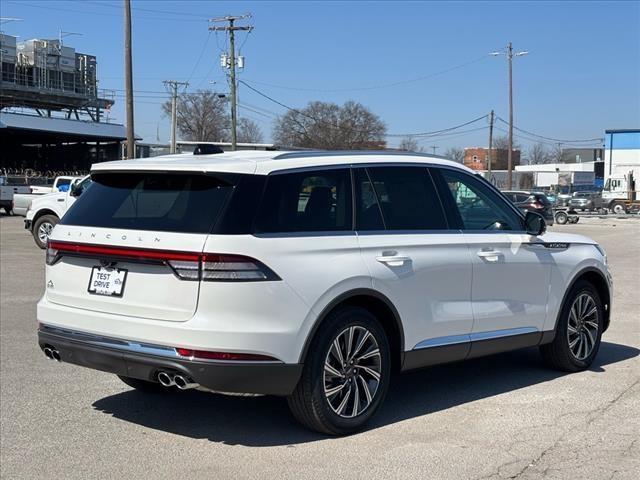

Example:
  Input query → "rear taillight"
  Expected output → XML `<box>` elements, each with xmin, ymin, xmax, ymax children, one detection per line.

<box><xmin>201</xmin><ymin>254</ymin><xmax>277</xmax><ymax>281</ymax></box>
<box><xmin>175</xmin><ymin>348</ymin><xmax>277</xmax><ymax>362</ymax></box>
<box><xmin>46</xmin><ymin>241</ymin><xmax>279</xmax><ymax>282</ymax></box>
<box><xmin>45</xmin><ymin>241</ymin><xmax>58</xmax><ymax>265</ymax></box>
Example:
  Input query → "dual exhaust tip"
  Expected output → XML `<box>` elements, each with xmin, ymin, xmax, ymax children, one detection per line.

<box><xmin>157</xmin><ymin>371</ymin><xmax>199</xmax><ymax>390</ymax></box>
<box><xmin>43</xmin><ymin>347</ymin><xmax>61</xmax><ymax>362</ymax></box>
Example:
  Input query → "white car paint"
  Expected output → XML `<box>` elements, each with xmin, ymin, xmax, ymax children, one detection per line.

<box><xmin>37</xmin><ymin>151</ymin><xmax>611</xmax><ymax>368</ymax></box>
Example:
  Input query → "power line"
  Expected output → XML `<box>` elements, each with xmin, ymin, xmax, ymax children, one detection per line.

<box><xmin>241</xmin><ymin>54</ymin><xmax>491</xmax><ymax>93</ymax></box>
<box><xmin>185</xmin><ymin>31</ymin><xmax>212</xmax><ymax>85</ymax></box>
<box><xmin>240</xmin><ymin>79</ymin><xmax>488</xmax><ymax>137</ymax></box>
<box><xmin>495</xmin><ymin>117</ymin><xmax>603</xmax><ymax>144</ymax></box>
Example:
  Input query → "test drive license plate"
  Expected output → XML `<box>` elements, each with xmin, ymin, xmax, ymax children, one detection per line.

<box><xmin>87</xmin><ymin>266</ymin><xmax>128</xmax><ymax>297</ymax></box>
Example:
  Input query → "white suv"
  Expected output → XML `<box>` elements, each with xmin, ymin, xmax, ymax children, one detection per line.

<box><xmin>38</xmin><ymin>150</ymin><xmax>612</xmax><ymax>435</ymax></box>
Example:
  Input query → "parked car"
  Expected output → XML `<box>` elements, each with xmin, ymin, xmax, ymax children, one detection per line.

<box><xmin>569</xmin><ymin>191</ymin><xmax>598</xmax><ymax>212</ymax></box>
<box><xmin>13</xmin><ymin>176</ymin><xmax>83</xmax><ymax>216</ymax></box>
<box><xmin>501</xmin><ymin>190</ymin><xmax>555</xmax><ymax>226</ymax></box>
<box><xmin>38</xmin><ymin>151</ymin><xmax>612</xmax><ymax>435</ymax></box>
<box><xmin>24</xmin><ymin>176</ymin><xmax>91</xmax><ymax>248</ymax></box>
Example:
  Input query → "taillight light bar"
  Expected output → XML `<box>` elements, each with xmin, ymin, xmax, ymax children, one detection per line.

<box><xmin>46</xmin><ymin>241</ymin><xmax>279</xmax><ymax>282</ymax></box>
<box><xmin>175</xmin><ymin>348</ymin><xmax>278</xmax><ymax>362</ymax></box>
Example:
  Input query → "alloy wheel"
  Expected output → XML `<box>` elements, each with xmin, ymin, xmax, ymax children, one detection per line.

<box><xmin>38</xmin><ymin>222</ymin><xmax>54</xmax><ymax>243</ymax></box>
<box><xmin>323</xmin><ymin>326</ymin><xmax>382</xmax><ymax>418</ymax></box>
<box><xmin>567</xmin><ymin>293</ymin><xmax>599</xmax><ymax>361</ymax></box>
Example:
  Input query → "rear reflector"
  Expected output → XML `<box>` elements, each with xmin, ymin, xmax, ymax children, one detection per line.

<box><xmin>175</xmin><ymin>348</ymin><xmax>277</xmax><ymax>362</ymax></box>
<box><xmin>46</xmin><ymin>240</ymin><xmax>279</xmax><ymax>282</ymax></box>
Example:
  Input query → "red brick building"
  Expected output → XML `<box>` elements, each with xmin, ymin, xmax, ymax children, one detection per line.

<box><xmin>464</xmin><ymin>147</ymin><xmax>521</xmax><ymax>171</ymax></box>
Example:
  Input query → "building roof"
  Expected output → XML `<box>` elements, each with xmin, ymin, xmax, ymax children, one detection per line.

<box><xmin>0</xmin><ymin>112</ymin><xmax>139</xmax><ymax>140</ymax></box>
<box><xmin>91</xmin><ymin>150</ymin><xmax>474</xmax><ymax>175</ymax></box>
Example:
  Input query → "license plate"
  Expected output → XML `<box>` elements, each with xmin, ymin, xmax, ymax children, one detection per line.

<box><xmin>87</xmin><ymin>266</ymin><xmax>128</xmax><ymax>297</ymax></box>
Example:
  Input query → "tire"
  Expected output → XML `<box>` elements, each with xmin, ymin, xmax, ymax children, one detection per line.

<box><xmin>287</xmin><ymin>306</ymin><xmax>391</xmax><ymax>435</ymax></box>
<box><xmin>117</xmin><ymin>375</ymin><xmax>168</xmax><ymax>393</ymax></box>
<box><xmin>540</xmin><ymin>280</ymin><xmax>603</xmax><ymax>372</ymax></box>
<box><xmin>3</xmin><ymin>207</ymin><xmax>12</xmax><ymax>215</ymax></box>
<box><xmin>569</xmin><ymin>216</ymin><xmax>579</xmax><ymax>224</ymax></box>
<box><xmin>32</xmin><ymin>214</ymin><xmax>58</xmax><ymax>249</ymax></box>
<box><xmin>555</xmin><ymin>211</ymin><xmax>568</xmax><ymax>225</ymax></box>
<box><xmin>610</xmin><ymin>202</ymin><xmax>626</xmax><ymax>215</ymax></box>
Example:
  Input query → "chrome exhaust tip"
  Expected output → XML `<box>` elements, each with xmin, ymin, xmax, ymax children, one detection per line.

<box><xmin>51</xmin><ymin>349</ymin><xmax>61</xmax><ymax>362</ymax></box>
<box><xmin>157</xmin><ymin>371</ymin><xmax>175</xmax><ymax>387</ymax></box>
<box><xmin>174</xmin><ymin>375</ymin><xmax>199</xmax><ymax>390</ymax></box>
<box><xmin>43</xmin><ymin>347</ymin><xmax>54</xmax><ymax>360</ymax></box>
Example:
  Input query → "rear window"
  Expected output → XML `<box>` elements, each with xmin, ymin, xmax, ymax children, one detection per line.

<box><xmin>61</xmin><ymin>172</ymin><xmax>236</xmax><ymax>233</ymax></box>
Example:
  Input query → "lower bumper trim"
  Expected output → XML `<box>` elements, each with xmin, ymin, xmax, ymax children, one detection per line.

<box><xmin>38</xmin><ymin>327</ymin><xmax>302</xmax><ymax>396</ymax></box>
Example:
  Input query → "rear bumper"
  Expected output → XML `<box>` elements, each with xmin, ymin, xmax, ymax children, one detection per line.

<box><xmin>38</xmin><ymin>324</ymin><xmax>302</xmax><ymax>396</ymax></box>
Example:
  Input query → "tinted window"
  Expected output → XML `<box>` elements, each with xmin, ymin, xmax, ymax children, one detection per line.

<box><xmin>254</xmin><ymin>169</ymin><xmax>352</xmax><ymax>233</ymax></box>
<box><xmin>62</xmin><ymin>173</ymin><xmax>235</xmax><ymax>233</ymax></box>
<box><xmin>364</xmin><ymin>166</ymin><xmax>447</xmax><ymax>230</ymax></box>
<box><xmin>437</xmin><ymin>169</ymin><xmax>522</xmax><ymax>231</ymax></box>
<box><xmin>354</xmin><ymin>168</ymin><xmax>385</xmax><ymax>230</ymax></box>
<box><xmin>515</xmin><ymin>193</ymin><xmax>531</xmax><ymax>203</ymax></box>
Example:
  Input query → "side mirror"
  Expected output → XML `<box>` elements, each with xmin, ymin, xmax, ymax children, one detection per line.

<box><xmin>524</xmin><ymin>211</ymin><xmax>546</xmax><ymax>236</ymax></box>
<box><xmin>69</xmin><ymin>183</ymin><xmax>82</xmax><ymax>197</ymax></box>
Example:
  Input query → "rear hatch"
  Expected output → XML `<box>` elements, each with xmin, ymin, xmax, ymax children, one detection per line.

<box><xmin>46</xmin><ymin>171</ymin><xmax>237</xmax><ymax>322</ymax></box>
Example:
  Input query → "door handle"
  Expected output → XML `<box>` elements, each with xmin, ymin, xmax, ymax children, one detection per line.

<box><xmin>57</xmin><ymin>198</ymin><xmax>65</xmax><ymax>202</ymax></box>
<box><xmin>476</xmin><ymin>250</ymin><xmax>503</xmax><ymax>262</ymax></box>
<box><xmin>376</xmin><ymin>255</ymin><xmax>411</xmax><ymax>266</ymax></box>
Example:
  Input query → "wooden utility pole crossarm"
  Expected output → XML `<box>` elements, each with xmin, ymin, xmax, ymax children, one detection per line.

<box><xmin>163</xmin><ymin>80</ymin><xmax>189</xmax><ymax>154</ymax></box>
<box><xmin>209</xmin><ymin>14</ymin><xmax>253</xmax><ymax>151</ymax></box>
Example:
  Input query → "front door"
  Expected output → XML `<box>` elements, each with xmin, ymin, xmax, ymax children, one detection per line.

<box><xmin>433</xmin><ymin>168</ymin><xmax>551</xmax><ymax>337</ymax></box>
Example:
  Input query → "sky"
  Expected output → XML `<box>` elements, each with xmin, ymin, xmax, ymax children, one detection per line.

<box><xmin>2</xmin><ymin>0</ymin><xmax>640</xmax><ymax>152</ymax></box>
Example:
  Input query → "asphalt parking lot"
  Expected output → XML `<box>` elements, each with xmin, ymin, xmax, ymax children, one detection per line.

<box><xmin>1</xmin><ymin>215</ymin><xmax>638</xmax><ymax>479</ymax></box>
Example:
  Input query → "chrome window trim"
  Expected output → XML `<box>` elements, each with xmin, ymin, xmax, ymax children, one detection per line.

<box><xmin>39</xmin><ymin>324</ymin><xmax>283</xmax><ymax>364</ymax></box>
<box><xmin>413</xmin><ymin>327</ymin><xmax>540</xmax><ymax>350</ymax></box>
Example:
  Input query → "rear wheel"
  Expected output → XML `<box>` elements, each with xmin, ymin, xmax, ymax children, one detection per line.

<box><xmin>555</xmin><ymin>211</ymin><xmax>568</xmax><ymax>225</ymax></box>
<box><xmin>287</xmin><ymin>306</ymin><xmax>391</xmax><ymax>435</ymax></box>
<box><xmin>610</xmin><ymin>202</ymin><xmax>626</xmax><ymax>215</ymax></box>
<box><xmin>540</xmin><ymin>280</ymin><xmax>603</xmax><ymax>372</ymax></box>
<box><xmin>33</xmin><ymin>214</ymin><xmax>58</xmax><ymax>249</ymax></box>
<box><xmin>117</xmin><ymin>375</ymin><xmax>168</xmax><ymax>393</ymax></box>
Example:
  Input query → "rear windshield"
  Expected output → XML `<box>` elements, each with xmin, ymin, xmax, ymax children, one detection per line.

<box><xmin>61</xmin><ymin>172</ymin><xmax>236</xmax><ymax>233</ymax></box>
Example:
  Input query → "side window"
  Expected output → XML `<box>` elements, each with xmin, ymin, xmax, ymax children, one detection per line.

<box><xmin>354</xmin><ymin>168</ymin><xmax>385</xmax><ymax>230</ymax></box>
<box><xmin>437</xmin><ymin>169</ymin><xmax>523</xmax><ymax>231</ymax></box>
<box><xmin>254</xmin><ymin>169</ymin><xmax>352</xmax><ymax>233</ymax></box>
<box><xmin>515</xmin><ymin>193</ymin><xmax>530</xmax><ymax>203</ymax></box>
<box><xmin>363</xmin><ymin>166</ymin><xmax>447</xmax><ymax>230</ymax></box>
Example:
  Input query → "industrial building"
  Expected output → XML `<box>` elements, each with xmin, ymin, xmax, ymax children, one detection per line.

<box><xmin>0</xmin><ymin>33</ymin><xmax>127</xmax><ymax>175</ymax></box>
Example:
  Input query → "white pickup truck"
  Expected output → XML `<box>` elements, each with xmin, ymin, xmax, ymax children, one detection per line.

<box><xmin>12</xmin><ymin>176</ymin><xmax>82</xmax><ymax>216</ymax></box>
<box><xmin>24</xmin><ymin>176</ymin><xmax>91</xmax><ymax>248</ymax></box>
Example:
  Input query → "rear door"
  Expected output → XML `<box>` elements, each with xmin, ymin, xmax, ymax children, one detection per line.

<box><xmin>354</xmin><ymin>166</ymin><xmax>474</xmax><ymax>353</ymax></box>
<box><xmin>46</xmin><ymin>172</ymin><xmax>237</xmax><ymax>322</ymax></box>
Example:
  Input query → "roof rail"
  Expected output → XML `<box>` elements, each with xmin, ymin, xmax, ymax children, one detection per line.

<box><xmin>273</xmin><ymin>150</ymin><xmax>450</xmax><ymax>161</ymax></box>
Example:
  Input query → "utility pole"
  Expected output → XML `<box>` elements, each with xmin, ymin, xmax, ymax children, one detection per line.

<box><xmin>491</xmin><ymin>43</ymin><xmax>527</xmax><ymax>189</ymax></box>
<box><xmin>507</xmin><ymin>42</ymin><xmax>514</xmax><ymax>189</ymax></box>
<box><xmin>123</xmin><ymin>0</ymin><xmax>135</xmax><ymax>159</ymax></box>
<box><xmin>209</xmin><ymin>14</ymin><xmax>252</xmax><ymax>151</ymax></box>
<box><xmin>430</xmin><ymin>146</ymin><xmax>439</xmax><ymax>155</ymax></box>
<box><xmin>163</xmin><ymin>80</ymin><xmax>189</xmax><ymax>154</ymax></box>
<box><xmin>488</xmin><ymin>109</ymin><xmax>494</xmax><ymax>173</ymax></box>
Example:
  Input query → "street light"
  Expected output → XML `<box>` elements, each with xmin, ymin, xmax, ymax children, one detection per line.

<box><xmin>491</xmin><ymin>43</ymin><xmax>528</xmax><ymax>189</ymax></box>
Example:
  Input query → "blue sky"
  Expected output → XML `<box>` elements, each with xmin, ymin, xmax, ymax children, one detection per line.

<box><xmin>3</xmin><ymin>0</ymin><xmax>639</xmax><ymax>151</ymax></box>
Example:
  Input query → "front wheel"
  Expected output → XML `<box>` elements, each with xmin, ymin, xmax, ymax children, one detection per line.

<box><xmin>555</xmin><ymin>211</ymin><xmax>569</xmax><ymax>225</ymax></box>
<box><xmin>610</xmin><ymin>202</ymin><xmax>626</xmax><ymax>215</ymax></box>
<box><xmin>32</xmin><ymin>214</ymin><xmax>58</xmax><ymax>249</ymax></box>
<box><xmin>540</xmin><ymin>280</ymin><xmax>603</xmax><ymax>372</ymax></box>
<box><xmin>287</xmin><ymin>306</ymin><xmax>391</xmax><ymax>435</ymax></box>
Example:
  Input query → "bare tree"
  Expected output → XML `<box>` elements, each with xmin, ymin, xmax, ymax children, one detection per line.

<box><xmin>527</xmin><ymin>142</ymin><xmax>549</xmax><ymax>165</ymax></box>
<box><xmin>398</xmin><ymin>136</ymin><xmax>420</xmax><ymax>152</ymax></box>
<box><xmin>237</xmin><ymin>118</ymin><xmax>264</xmax><ymax>144</ymax></box>
<box><xmin>493</xmin><ymin>135</ymin><xmax>521</xmax><ymax>152</ymax></box>
<box><xmin>162</xmin><ymin>90</ymin><xmax>230</xmax><ymax>142</ymax></box>
<box><xmin>444</xmin><ymin>147</ymin><xmax>464</xmax><ymax>163</ymax></box>
<box><xmin>273</xmin><ymin>100</ymin><xmax>386</xmax><ymax>150</ymax></box>
<box><xmin>549</xmin><ymin>143</ymin><xmax>563</xmax><ymax>163</ymax></box>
